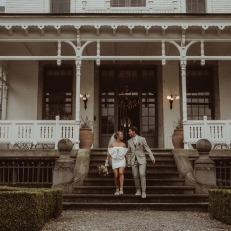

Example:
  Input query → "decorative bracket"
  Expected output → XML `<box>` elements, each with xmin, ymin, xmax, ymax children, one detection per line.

<box><xmin>94</xmin><ymin>25</ymin><xmax>100</xmax><ymax>36</ymax></box>
<box><xmin>128</xmin><ymin>25</ymin><xmax>134</xmax><ymax>36</ymax></box>
<box><xmin>5</xmin><ymin>25</ymin><xmax>13</xmax><ymax>36</ymax></box>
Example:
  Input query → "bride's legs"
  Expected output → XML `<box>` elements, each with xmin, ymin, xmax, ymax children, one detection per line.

<box><xmin>119</xmin><ymin>167</ymin><xmax>125</xmax><ymax>194</ymax></box>
<box><xmin>113</xmin><ymin>168</ymin><xmax>119</xmax><ymax>195</ymax></box>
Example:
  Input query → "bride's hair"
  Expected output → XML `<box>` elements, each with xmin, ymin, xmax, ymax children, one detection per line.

<box><xmin>114</xmin><ymin>131</ymin><xmax>122</xmax><ymax>139</ymax></box>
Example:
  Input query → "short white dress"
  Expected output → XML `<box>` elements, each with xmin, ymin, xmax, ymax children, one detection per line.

<box><xmin>108</xmin><ymin>147</ymin><xmax>128</xmax><ymax>169</ymax></box>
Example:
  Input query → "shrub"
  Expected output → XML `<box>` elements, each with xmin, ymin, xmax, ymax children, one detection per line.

<box><xmin>0</xmin><ymin>186</ymin><xmax>62</xmax><ymax>231</ymax></box>
<box><xmin>209</xmin><ymin>189</ymin><xmax>231</xmax><ymax>224</ymax></box>
<box><xmin>0</xmin><ymin>182</ymin><xmax>52</xmax><ymax>188</ymax></box>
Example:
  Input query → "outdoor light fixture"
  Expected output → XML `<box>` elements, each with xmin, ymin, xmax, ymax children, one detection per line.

<box><xmin>167</xmin><ymin>94</ymin><xmax>180</xmax><ymax>110</ymax></box>
<box><xmin>80</xmin><ymin>93</ymin><xmax>90</xmax><ymax>110</ymax></box>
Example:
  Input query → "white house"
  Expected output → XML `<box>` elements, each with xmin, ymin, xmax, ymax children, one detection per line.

<box><xmin>0</xmin><ymin>0</ymin><xmax>231</xmax><ymax>149</ymax></box>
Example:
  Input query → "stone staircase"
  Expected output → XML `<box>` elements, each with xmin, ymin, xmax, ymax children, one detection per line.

<box><xmin>63</xmin><ymin>148</ymin><xmax>208</xmax><ymax>211</ymax></box>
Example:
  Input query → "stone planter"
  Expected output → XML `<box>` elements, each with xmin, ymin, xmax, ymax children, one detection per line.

<box><xmin>172</xmin><ymin>128</ymin><xmax>184</xmax><ymax>149</ymax></box>
<box><xmin>79</xmin><ymin>128</ymin><xmax>94</xmax><ymax>149</ymax></box>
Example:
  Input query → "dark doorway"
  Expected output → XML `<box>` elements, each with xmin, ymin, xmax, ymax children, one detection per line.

<box><xmin>99</xmin><ymin>67</ymin><xmax>157</xmax><ymax>148</ymax></box>
<box><xmin>118</xmin><ymin>100</ymin><xmax>140</xmax><ymax>145</ymax></box>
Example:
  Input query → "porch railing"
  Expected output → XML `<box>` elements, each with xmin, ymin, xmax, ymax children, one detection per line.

<box><xmin>184</xmin><ymin>116</ymin><xmax>231</xmax><ymax>149</ymax></box>
<box><xmin>0</xmin><ymin>116</ymin><xmax>79</xmax><ymax>149</ymax></box>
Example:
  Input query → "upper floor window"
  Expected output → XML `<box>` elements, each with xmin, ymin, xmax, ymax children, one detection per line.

<box><xmin>51</xmin><ymin>0</ymin><xmax>70</xmax><ymax>13</ymax></box>
<box><xmin>186</xmin><ymin>0</ymin><xmax>205</xmax><ymax>13</ymax></box>
<box><xmin>111</xmin><ymin>0</ymin><xmax>145</xmax><ymax>7</ymax></box>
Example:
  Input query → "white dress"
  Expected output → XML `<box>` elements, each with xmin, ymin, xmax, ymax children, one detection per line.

<box><xmin>108</xmin><ymin>147</ymin><xmax>128</xmax><ymax>169</ymax></box>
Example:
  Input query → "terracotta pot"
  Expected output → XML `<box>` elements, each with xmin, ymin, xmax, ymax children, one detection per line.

<box><xmin>79</xmin><ymin>128</ymin><xmax>94</xmax><ymax>149</ymax></box>
<box><xmin>172</xmin><ymin>128</ymin><xmax>184</xmax><ymax>149</ymax></box>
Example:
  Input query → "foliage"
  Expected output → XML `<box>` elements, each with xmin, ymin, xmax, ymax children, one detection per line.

<box><xmin>0</xmin><ymin>186</ymin><xmax>62</xmax><ymax>231</ymax></box>
<box><xmin>173</xmin><ymin>117</ymin><xmax>183</xmax><ymax>129</ymax></box>
<box><xmin>0</xmin><ymin>182</ymin><xmax>52</xmax><ymax>188</ymax></box>
<box><xmin>80</xmin><ymin>116</ymin><xmax>94</xmax><ymax>128</ymax></box>
<box><xmin>208</xmin><ymin>189</ymin><xmax>231</xmax><ymax>224</ymax></box>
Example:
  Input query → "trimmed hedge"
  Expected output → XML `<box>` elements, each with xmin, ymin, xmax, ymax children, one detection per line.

<box><xmin>0</xmin><ymin>186</ymin><xmax>62</xmax><ymax>231</ymax></box>
<box><xmin>0</xmin><ymin>182</ymin><xmax>52</xmax><ymax>188</ymax></box>
<box><xmin>209</xmin><ymin>189</ymin><xmax>231</xmax><ymax>224</ymax></box>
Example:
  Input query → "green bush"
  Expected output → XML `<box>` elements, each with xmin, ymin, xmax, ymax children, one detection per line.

<box><xmin>209</xmin><ymin>189</ymin><xmax>231</xmax><ymax>224</ymax></box>
<box><xmin>0</xmin><ymin>186</ymin><xmax>62</xmax><ymax>231</ymax></box>
<box><xmin>0</xmin><ymin>182</ymin><xmax>52</xmax><ymax>188</ymax></box>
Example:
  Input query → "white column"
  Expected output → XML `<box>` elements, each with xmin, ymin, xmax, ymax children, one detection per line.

<box><xmin>75</xmin><ymin>59</ymin><xmax>81</xmax><ymax>149</ymax></box>
<box><xmin>2</xmin><ymin>85</ymin><xmax>8</xmax><ymax>120</ymax></box>
<box><xmin>181</xmin><ymin>60</ymin><xmax>188</xmax><ymax>149</ymax></box>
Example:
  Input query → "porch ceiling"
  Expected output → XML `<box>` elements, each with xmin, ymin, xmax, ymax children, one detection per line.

<box><xmin>1</xmin><ymin>14</ymin><xmax>231</xmax><ymax>61</ymax></box>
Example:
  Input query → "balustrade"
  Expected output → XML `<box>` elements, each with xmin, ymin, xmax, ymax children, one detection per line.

<box><xmin>0</xmin><ymin>116</ymin><xmax>79</xmax><ymax>149</ymax></box>
<box><xmin>184</xmin><ymin>116</ymin><xmax>231</xmax><ymax>149</ymax></box>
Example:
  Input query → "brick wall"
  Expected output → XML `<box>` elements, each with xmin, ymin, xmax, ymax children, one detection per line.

<box><xmin>7</xmin><ymin>61</ymin><xmax>38</xmax><ymax>120</ymax></box>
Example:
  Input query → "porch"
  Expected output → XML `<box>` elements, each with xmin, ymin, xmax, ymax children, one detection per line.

<box><xmin>0</xmin><ymin>14</ymin><xmax>231</xmax><ymax>149</ymax></box>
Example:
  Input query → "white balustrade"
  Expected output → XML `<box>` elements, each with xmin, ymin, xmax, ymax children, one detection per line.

<box><xmin>0</xmin><ymin>116</ymin><xmax>80</xmax><ymax>149</ymax></box>
<box><xmin>184</xmin><ymin>116</ymin><xmax>231</xmax><ymax>149</ymax></box>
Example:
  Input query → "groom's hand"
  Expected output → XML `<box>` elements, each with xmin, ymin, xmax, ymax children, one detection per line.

<box><xmin>152</xmin><ymin>159</ymin><xmax>155</xmax><ymax>165</ymax></box>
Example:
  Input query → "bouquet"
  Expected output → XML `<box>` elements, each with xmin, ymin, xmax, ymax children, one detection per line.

<box><xmin>97</xmin><ymin>165</ymin><xmax>109</xmax><ymax>177</ymax></box>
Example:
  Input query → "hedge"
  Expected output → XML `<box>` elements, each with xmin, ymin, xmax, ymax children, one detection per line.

<box><xmin>0</xmin><ymin>182</ymin><xmax>52</xmax><ymax>188</ymax></box>
<box><xmin>0</xmin><ymin>186</ymin><xmax>62</xmax><ymax>231</ymax></box>
<box><xmin>209</xmin><ymin>189</ymin><xmax>231</xmax><ymax>224</ymax></box>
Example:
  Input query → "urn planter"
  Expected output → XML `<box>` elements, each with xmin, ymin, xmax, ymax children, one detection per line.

<box><xmin>79</xmin><ymin>128</ymin><xmax>94</xmax><ymax>149</ymax></box>
<box><xmin>172</xmin><ymin>128</ymin><xmax>184</xmax><ymax>149</ymax></box>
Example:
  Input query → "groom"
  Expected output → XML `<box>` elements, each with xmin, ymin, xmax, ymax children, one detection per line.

<box><xmin>127</xmin><ymin>126</ymin><xmax>155</xmax><ymax>198</ymax></box>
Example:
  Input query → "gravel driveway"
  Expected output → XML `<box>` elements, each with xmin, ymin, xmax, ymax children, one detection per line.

<box><xmin>42</xmin><ymin>210</ymin><xmax>231</xmax><ymax>231</ymax></box>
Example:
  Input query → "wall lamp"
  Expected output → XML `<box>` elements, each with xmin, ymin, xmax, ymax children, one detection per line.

<box><xmin>167</xmin><ymin>94</ymin><xmax>180</xmax><ymax>110</ymax></box>
<box><xmin>80</xmin><ymin>93</ymin><xmax>90</xmax><ymax>110</ymax></box>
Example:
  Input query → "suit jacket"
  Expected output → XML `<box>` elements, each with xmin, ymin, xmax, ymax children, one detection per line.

<box><xmin>127</xmin><ymin>135</ymin><xmax>155</xmax><ymax>165</ymax></box>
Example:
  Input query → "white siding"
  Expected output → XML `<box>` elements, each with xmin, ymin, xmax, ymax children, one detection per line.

<box><xmin>212</xmin><ymin>0</ymin><xmax>231</xmax><ymax>13</ymax></box>
<box><xmin>218</xmin><ymin>61</ymin><xmax>231</xmax><ymax>120</ymax></box>
<box><xmin>5</xmin><ymin>0</ymin><xmax>45</xmax><ymax>13</ymax></box>
<box><xmin>7</xmin><ymin>61</ymin><xmax>38</xmax><ymax>120</ymax></box>
<box><xmin>162</xmin><ymin>61</ymin><xmax>181</xmax><ymax>149</ymax></box>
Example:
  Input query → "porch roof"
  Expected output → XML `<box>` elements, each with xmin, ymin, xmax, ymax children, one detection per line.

<box><xmin>0</xmin><ymin>13</ymin><xmax>231</xmax><ymax>62</ymax></box>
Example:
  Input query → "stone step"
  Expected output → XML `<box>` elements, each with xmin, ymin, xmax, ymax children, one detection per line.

<box><xmin>74</xmin><ymin>186</ymin><xmax>195</xmax><ymax>194</ymax></box>
<box><xmin>90</xmin><ymin>153</ymin><xmax>174</xmax><ymax>161</ymax></box>
<box><xmin>87</xmin><ymin>171</ymin><xmax>180</xmax><ymax>179</ymax></box>
<box><xmin>90</xmin><ymin>159</ymin><xmax>176</xmax><ymax>166</ymax></box>
<box><xmin>63</xmin><ymin>194</ymin><xmax>208</xmax><ymax>203</ymax></box>
<box><xmin>89</xmin><ymin>164</ymin><xmax>177</xmax><ymax>172</ymax></box>
<box><xmin>83</xmin><ymin>178</ymin><xmax>185</xmax><ymax>186</ymax></box>
<box><xmin>62</xmin><ymin>202</ymin><xmax>208</xmax><ymax>212</ymax></box>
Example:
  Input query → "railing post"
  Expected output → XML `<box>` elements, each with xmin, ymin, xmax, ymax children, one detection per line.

<box><xmin>11</xmin><ymin>122</ymin><xmax>16</xmax><ymax>146</ymax></box>
<box><xmin>183</xmin><ymin>120</ymin><xmax>188</xmax><ymax>149</ymax></box>
<box><xmin>82</xmin><ymin>0</ymin><xmax>87</xmax><ymax>10</ymax></box>
<box><xmin>225</xmin><ymin>121</ymin><xmax>229</xmax><ymax>145</ymax></box>
<box><xmin>203</xmin><ymin>116</ymin><xmax>208</xmax><ymax>139</ymax></box>
<box><xmin>55</xmin><ymin>116</ymin><xmax>60</xmax><ymax>149</ymax></box>
<box><xmin>105</xmin><ymin>0</ymin><xmax>110</xmax><ymax>10</ymax></box>
<box><xmin>33</xmin><ymin>122</ymin><xmax>38</xmax><ymax>146</ymax></box>
<box><xmin>148</xmin><ymin>0</ymin><xmax>153</xmax><ymax>10</ymax></box>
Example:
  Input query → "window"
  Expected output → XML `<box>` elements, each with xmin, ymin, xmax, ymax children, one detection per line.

<box><xmin>186</xmin><ymin>0</ymin><xmax>205</xmax><ymax>13</ymax></box>
<box><xmin>186</xmin><ymin>67</ymin><xmax>213</xmax><ymax>120</ymax></box>
<box><xmin>44</xmin><ymin>67</ymin><xmax>73</xmax><ymax>120</ymax></box>
<box><xmin>111</xmin><ymin>0</ymin><xmax>145</xmax><ymax>7</ymax></box>
<box><xmin>51</xmin><ymin>0</ymin><xmax>70</xmax><ymax>13</ymax></box>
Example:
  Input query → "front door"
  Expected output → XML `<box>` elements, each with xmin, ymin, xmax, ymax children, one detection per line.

<box><xmin>100</xmin><ymin>67</ymin><xmax>157</xmax><ymax>147</ymax></box>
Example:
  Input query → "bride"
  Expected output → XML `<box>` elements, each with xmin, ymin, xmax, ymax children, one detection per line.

<box><xmin>105</xmin><ymin>131</ymin><xmax>128</xmax><ymax>195</ymax></box>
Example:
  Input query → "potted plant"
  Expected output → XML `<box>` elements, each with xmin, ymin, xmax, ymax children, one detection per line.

<box><xmin>79</xmin><ymin>116</ymin><xmax>94</xmax><ymax>149</ymax></box>
<box><xmin>172</xmin><ymin>118</ymin><xmax>184</xmax><ymax>149</ymax></box>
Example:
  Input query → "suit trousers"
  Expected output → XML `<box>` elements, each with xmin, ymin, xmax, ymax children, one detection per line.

<box><xmin>132</xmin><ymin>160</ymin><xmax>146</xmax><ymax>192</ymax></box>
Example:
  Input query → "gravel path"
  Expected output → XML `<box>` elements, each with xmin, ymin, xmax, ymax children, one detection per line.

<box><xmin>42</xmin><ymin>210</ymin><xmax>231</xmax><ymax>231</ymax></box>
